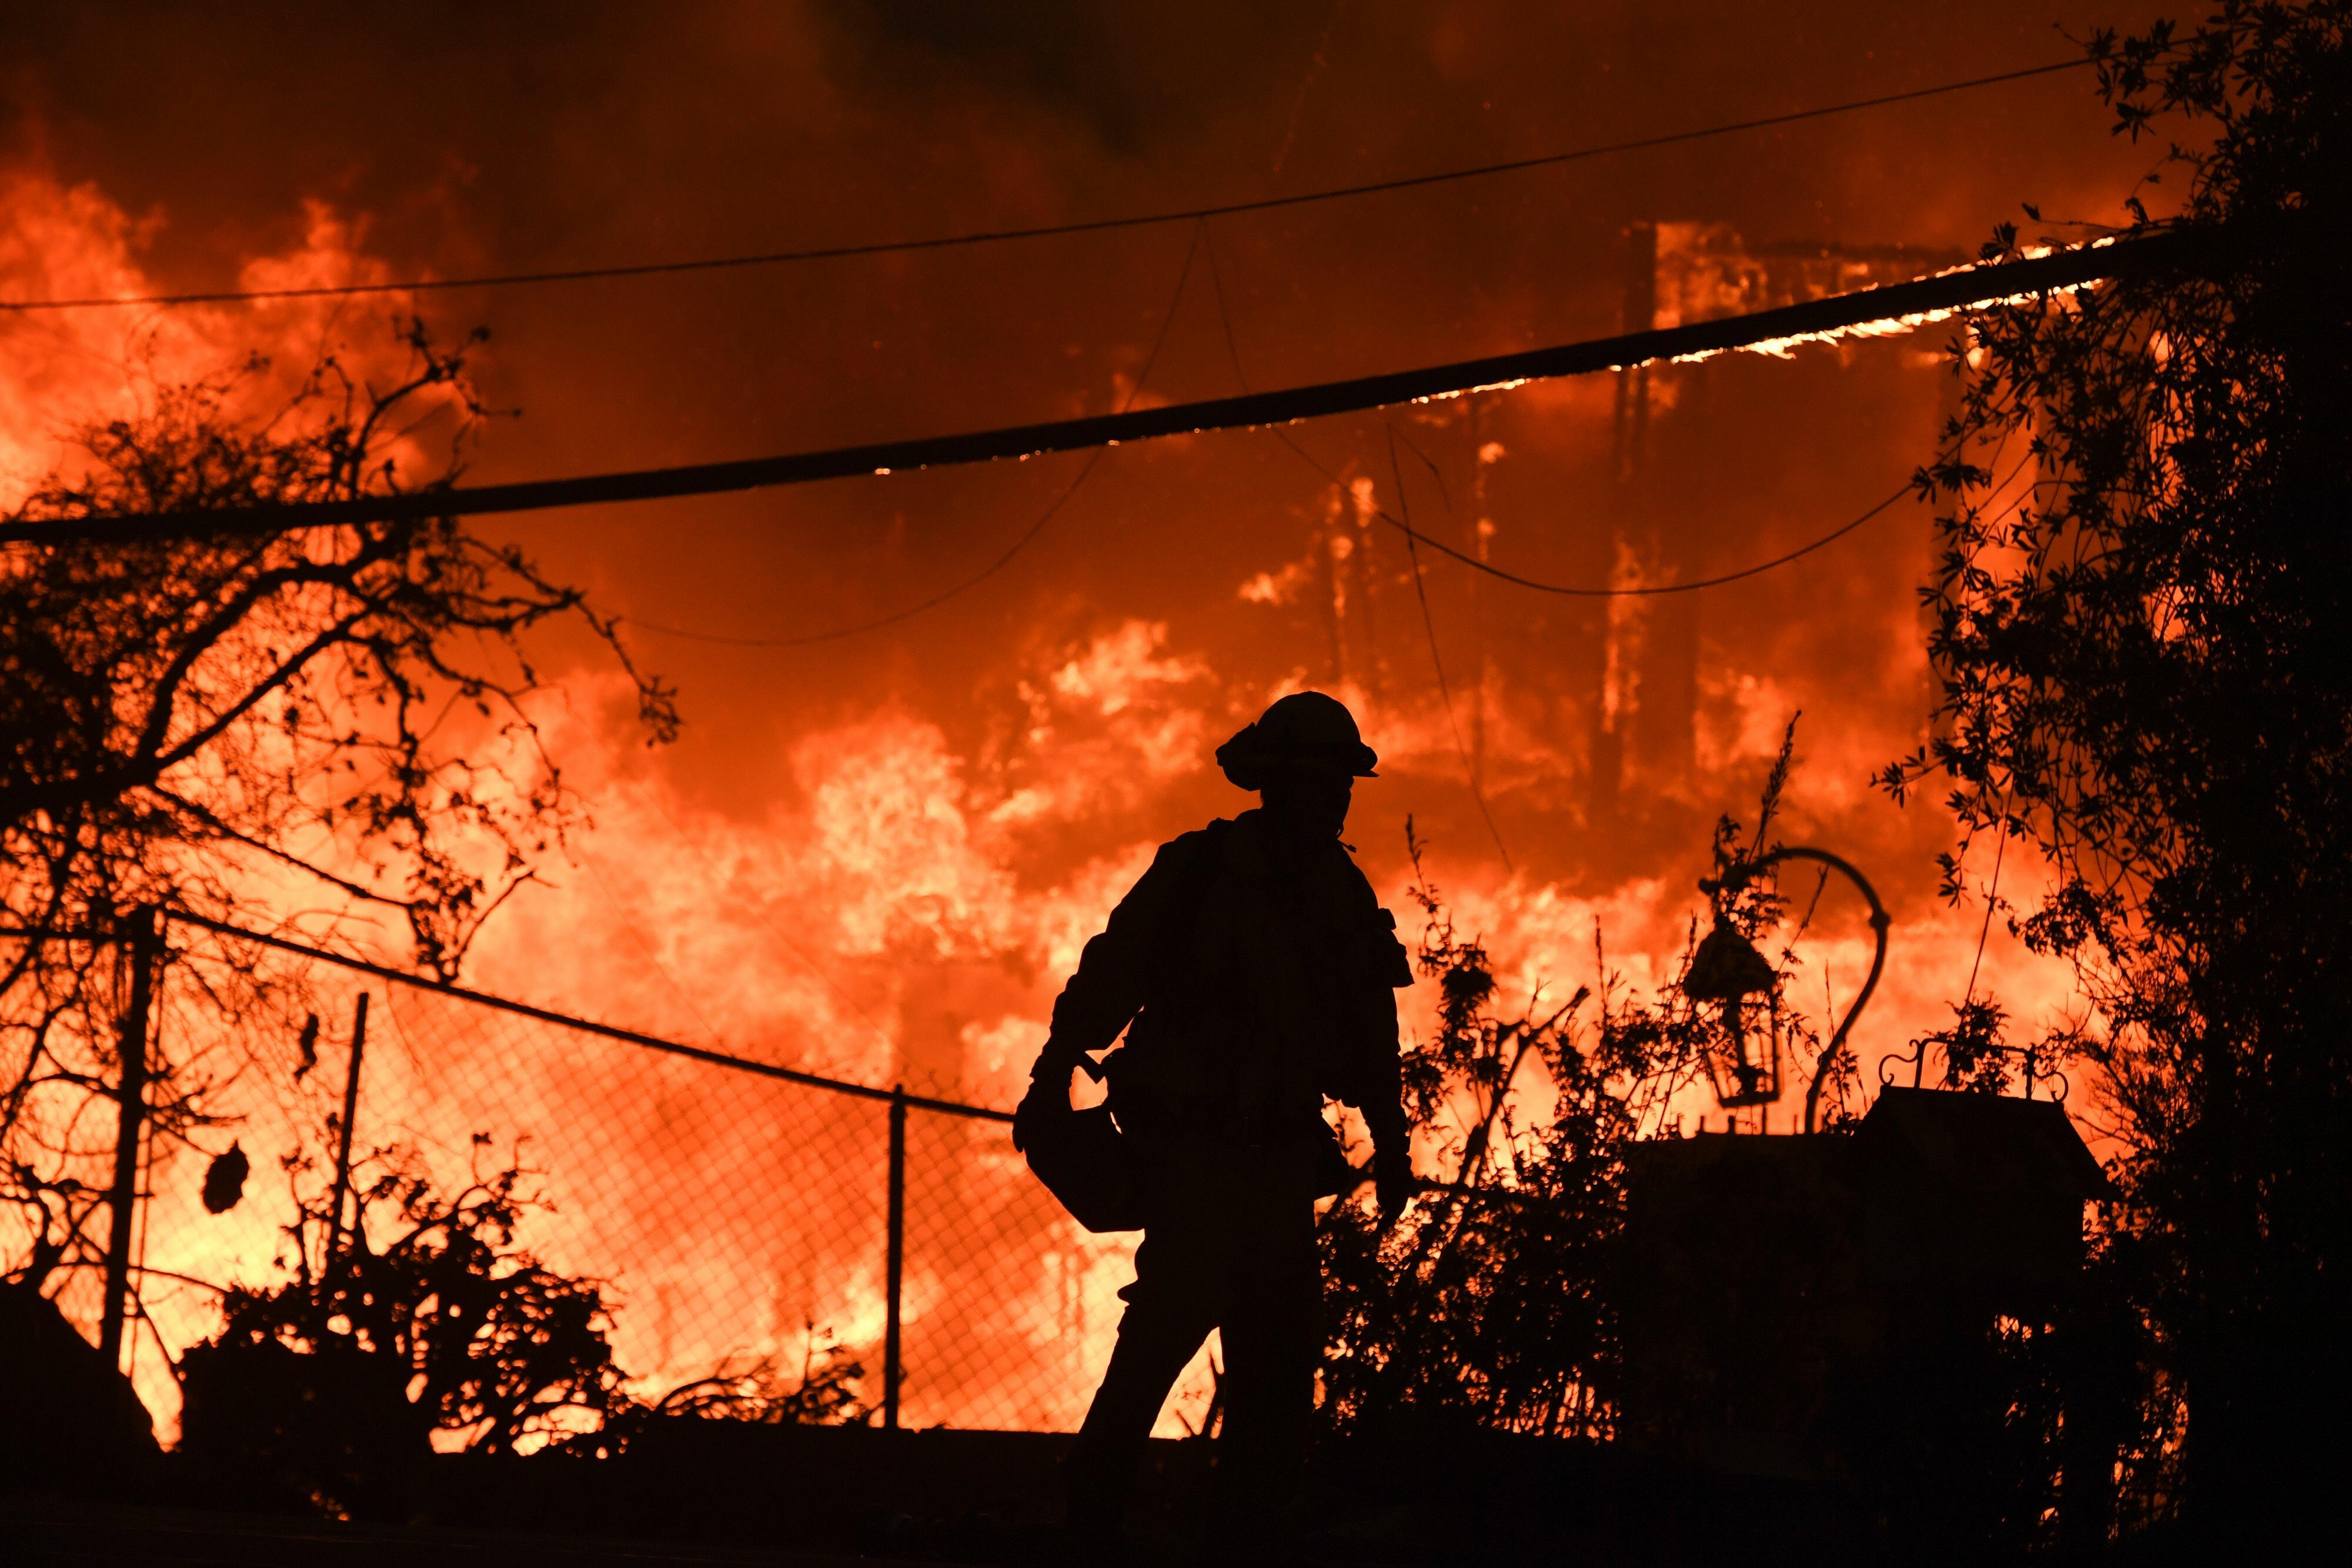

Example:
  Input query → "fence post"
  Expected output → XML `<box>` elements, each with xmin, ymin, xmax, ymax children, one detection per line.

<box><xmin>326</xmin><ymin>992</ymin><xmax>369</xmax><ymax>1276</ymax></box>
<box><xmin>884</xmin><ymin>1084</ymin><xmax>907</xmax><ymax>1430</ymax></box>
<box><xmin>99</xmin><ymin>907</ymin><xmax>162</xmax><ymax>1366</ymax></box>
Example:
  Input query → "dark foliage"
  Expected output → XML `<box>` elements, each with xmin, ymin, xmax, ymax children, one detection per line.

<box><xmin>1880</xmin><ymin>1</ymin><xmax>2352</xmax><ymax>1536</ymax></box>
<box><xmin>1</xmin><ymin>320</ymin><xmax>674</xmax><ymax>1315</ymax></box>
<box><xmin>1319</xmin><ymin>728</ymin><xmax>1833</xmax><ymax>1439</ymax></box>
<box><xmin>1905</xmin><ymin>997</ymin><xmax>2072</xmax><ymax>1099</ymax></box>
<box><xmin>182</xmin><ymin>1145</ymin><xmax>635</xmax><ymax>1513</ymax></box>
<box><xmin>181</xmin><ymin>1142</ymin><xmax>863</xmax><ymax>1517</ymax></box>
<box><xmin>603</xmin><ymin>1329</ymin><xmax>868</xmax><ymax>1441</ymax></box>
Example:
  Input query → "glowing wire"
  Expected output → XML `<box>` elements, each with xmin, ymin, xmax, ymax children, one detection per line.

<box><xmin>2</xmin><ymin>58</ymin><xmax>2100</xmax><ymax>313</ymax></box>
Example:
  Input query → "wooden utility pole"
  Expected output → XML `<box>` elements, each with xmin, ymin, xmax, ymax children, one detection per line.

<box><xmin>99</xmin><ymin>908</ymin><xmax>162</xmax><ymax>1365</ymax></box>
<box><xmin>1594</xmin><ymin>220</ymin><xmax>1659</xmax><ymax>824</ymax></box>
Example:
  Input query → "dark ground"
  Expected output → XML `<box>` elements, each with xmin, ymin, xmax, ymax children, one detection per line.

<box><xmin>4</xmin><ymin>1422</ymin><xmax>1866</xmax><ymax>1566</ymax></box>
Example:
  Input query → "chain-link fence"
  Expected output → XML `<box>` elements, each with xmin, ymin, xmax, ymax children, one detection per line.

<box><xmin>95</xmin><ymin>913</ymin><xmax>1218</xmax><ymax>1445</ymax></box>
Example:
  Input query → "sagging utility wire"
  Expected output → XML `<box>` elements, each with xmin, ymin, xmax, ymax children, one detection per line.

<box><xmin>0</xmin><ymin>58</ymin><xmax>2097</xmax><ymax>313</ymax></box>
<box><xmin>1201</xmin><ymin>212</ymin><xmax>1515</xmax><ymax>864</ymax></box>
<box><xmin>1198</xmin><ymin>215</ymin><xmax>1964</xmax><ymax>603</ymax></box>
<box><xmin>623</xmin><ymin>222</ymin><xmax>1208</xmax><ymax>648</ymax></box>
<box><xmin>1278</xmin><ymin>427</ymin><xmax>1921</xmax><ymax>599</ymax></box>
<box><xmin>0</xmin><ymin>230</ymin><xmax>2198</xmax><ymax>549</ymax></box>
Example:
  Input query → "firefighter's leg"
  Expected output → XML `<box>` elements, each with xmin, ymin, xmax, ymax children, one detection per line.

<box><xmin>1208</xmin><ymin>1169</ymin><xmax>1321</xmax><ymax>1547</ymax></box>
<box><xmin>1067</xmin><ymin>1231</ymin><xmax>1218</xmax><ymax>1550</ymax></box>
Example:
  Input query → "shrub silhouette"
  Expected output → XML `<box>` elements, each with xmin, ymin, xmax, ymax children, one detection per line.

<box><xmin>182</xmin><ymin>1145</ymin><xmax>632</xmax><ymax>1514</ymax></box>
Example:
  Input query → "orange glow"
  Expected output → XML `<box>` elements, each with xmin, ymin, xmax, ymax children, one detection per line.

<box><xmin>3</xmin><ymin>24</ymin><xmax>2143</xmax><ymax>1445</ymax></box>
<box><xmin>0</xmin><ymin>170</ymin><xmax>446</xmax><ymax>509</ymax></box>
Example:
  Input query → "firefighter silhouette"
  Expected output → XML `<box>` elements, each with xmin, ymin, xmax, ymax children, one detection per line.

<box><xmin>1016</xmin><ymin>690</ymin><xmax>1415</xmax><ymax>1551</ymax></box>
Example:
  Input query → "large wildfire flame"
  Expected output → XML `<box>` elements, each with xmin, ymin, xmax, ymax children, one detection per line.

<box><xmin>0</xmin><ymin>169</ymin><xmax>443</xmax><ymax>502</ymax></box>
<box><xmin>5</xmin><ymin>159</ymin><xmax>2095</xmax><ymax>1445</ymax></box>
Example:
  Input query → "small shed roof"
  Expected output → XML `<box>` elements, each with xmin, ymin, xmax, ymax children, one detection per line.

<box><xmin>1858</xmin><ymin>1086</ymin><xmax>2113</xmax><ymax>1200</ymax></box>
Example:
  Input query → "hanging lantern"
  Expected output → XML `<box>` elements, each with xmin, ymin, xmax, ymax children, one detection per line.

<box><xmin>1693</xmin><ymin>844</ymin><xmax>1892</xmax><ymax>1131</ymax></box>
<box><xmin>1683</xmin><ymin>913</ymin><xmax>1784</xmax><ymax>1109</ymax></box>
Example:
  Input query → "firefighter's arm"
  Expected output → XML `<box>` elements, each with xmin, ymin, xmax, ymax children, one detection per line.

<box><xmin>1357</xmin><ymin>907</ymin><xmax>1416</xmax><ymax>1220</ymax></box>
<box><xmin>1359</xmin><ymin>992</ymin><xmax>1416</xmax><ymax>1221</ymax></box>
<box><xmin>1027</xmin><ymin>840</ymin><xmax>1188</xmax><ymax>1087</ymax></box>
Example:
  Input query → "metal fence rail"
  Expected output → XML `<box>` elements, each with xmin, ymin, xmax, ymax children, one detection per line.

<box><xmin>34</xmin><ymin>911</ymin><xmax>1217</xmax><ymax>1445</ymax></box>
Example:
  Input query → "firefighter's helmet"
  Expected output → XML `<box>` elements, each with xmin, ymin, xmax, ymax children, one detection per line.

<box><xmin>1215</xmin><ymin>691</ymin><xmax>1378</xmax><ymax>788</ymax></box>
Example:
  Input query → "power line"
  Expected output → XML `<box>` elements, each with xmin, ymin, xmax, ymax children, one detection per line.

<box><xmin>1281</xmin><ymin>424</ymin><xmax>1918</xmax><ymax>597</ymax></box>
<box><xmin>1210</xmin><ymin>210</ymin><xmax>1918</xmax><ymax>600</ymax></box>
<box><xmin>1280</xmin><ymin>408</ymin><xmax>2032</xmax><ymax>599</ymax></box>
<box><xmin>0</xmin><ymin>58</ymin><xmax>2096</xmax><ymax>313</ymax></box>
<box><xmin>0</xmin><ymin>230</ymin><xmax>2196</xmax><ymax>549</ymax></box>
<box><xmin>1209</xmin><ymin>211</ymin><xmax>1516</xmax><ymax>860</ymax></box>
<box><xmin>625</xmin><ymin>223</ymin><xmax>1205</xmax><ymax>648</ymax></box>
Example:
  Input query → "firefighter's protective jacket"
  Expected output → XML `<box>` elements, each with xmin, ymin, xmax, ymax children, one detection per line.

<box><xmin>1043</xmin><ymin>809</ymin><xmax>1412</xmax><ymax>1157</ymax></box>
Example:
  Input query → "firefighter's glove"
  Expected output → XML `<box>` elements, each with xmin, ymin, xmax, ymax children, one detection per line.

<box><xmin>1026</xmin><ymin>1037</ymin><xmax>1084</xmax><ymax>1086</ymax></box>
<box><xmin>1374</xmin><ymin>1145</ymin><xmax>1416</xmax><ymax>1228</ymax></box>
<box><xmin>1015</xmin><ymin>1041</ymin><xmax>1073</xmax><ymax>1153</ymax></box>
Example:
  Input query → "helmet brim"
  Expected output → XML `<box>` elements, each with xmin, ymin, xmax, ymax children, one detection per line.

<box><xmin>1215</xmin><ymin>730</ymin><xmax>1379</xmax><ymax>790</ymax></box>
